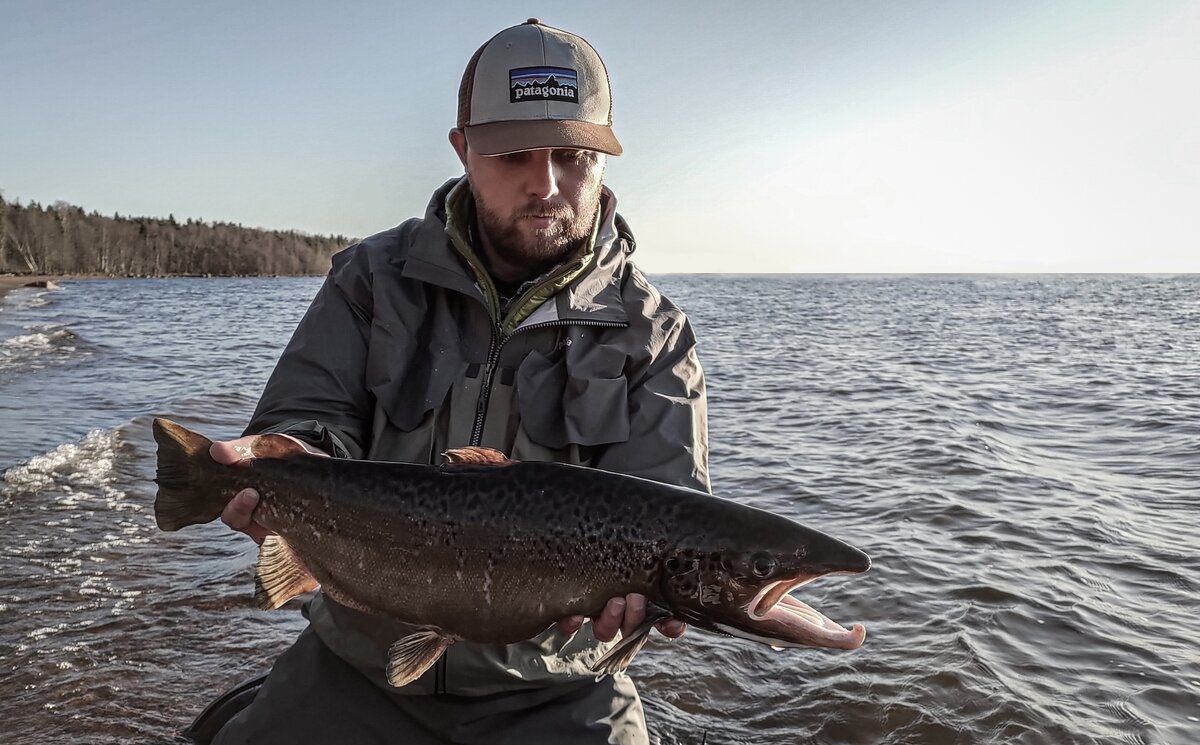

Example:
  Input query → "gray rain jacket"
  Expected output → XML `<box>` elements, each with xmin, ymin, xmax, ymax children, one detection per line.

<box><xmin>244</xmin><ymin>177</ymin><xmax>710</xmax><ymax>697</ymax></box>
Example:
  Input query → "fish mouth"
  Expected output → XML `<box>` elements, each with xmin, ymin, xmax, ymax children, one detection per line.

<box><xmin>746</xmin><ymin>575</ymin><xmax>866</xmax><ymax>650</ymax></box>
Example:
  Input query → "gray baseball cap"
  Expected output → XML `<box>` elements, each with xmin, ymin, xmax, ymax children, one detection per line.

<box><xmin>457</xmin><ymin>19</ymin><xmax>622</xmax><ymax>156</ymax></box>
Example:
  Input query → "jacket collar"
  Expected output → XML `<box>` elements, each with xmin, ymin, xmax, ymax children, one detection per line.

<box><xmin>397</xmin><ymin>178</ymin><xmax>485</xmax><ymax>303</ymax></box>
<box><xmin>399</xmin><ymin>177</ymin><xmax>630</xmax><ymax>327</ymax></box>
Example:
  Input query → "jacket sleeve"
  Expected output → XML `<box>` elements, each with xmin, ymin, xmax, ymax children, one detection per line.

<box><xmin>592</xmin><ymin>314</ymin><xmax>711</xmax><ymax>493</ymax></box>
<box><xmin>243</xmin><ymin>248</ymin><xmax>374</xmax><ymax>459</ymax></box>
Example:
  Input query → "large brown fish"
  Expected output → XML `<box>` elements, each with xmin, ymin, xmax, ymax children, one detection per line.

<box><xmin>152</xmin><ymin>418</ymin><xmax>870</xmax><ymax>687</ymax></box>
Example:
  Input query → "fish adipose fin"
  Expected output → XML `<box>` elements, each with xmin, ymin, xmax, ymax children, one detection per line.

<box><xmin>386</xmin><ymin>630</ymin><xmax>452</xmax><ymax>687</ymax></box>
<box><xmin>441</xmin><ymin>447</ymin><xmax>514</xmax><ymax>466</ymax></box>
<box><xmin>153</xmin><ymin>418</ymin><xmax>228</xmax><ymax>531</ymax></box>
<box><xmin>591</xmin><ymin>605</ymin><xmax>673</xmax><ymax>675</ymax></box>
<box><xmin>253</xmin><ymin>536</ymin><xmax>319</xmax><ymax>610</ymax></box>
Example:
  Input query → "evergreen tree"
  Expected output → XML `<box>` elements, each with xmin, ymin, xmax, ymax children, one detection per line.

<box><xmin>0</xmin><ymin>195</ymin><xmax>348</xmax><ymax>276</ymax></box>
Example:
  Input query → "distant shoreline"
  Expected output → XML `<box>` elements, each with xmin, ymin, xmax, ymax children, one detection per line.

<box><xmin>0</xmin><ymin>273</ymin><xmax>327</xmax><ymax>302</ymax></box>
<box><xmin>0</xmin><ymin>274</ymin><xmax>67</xmax><ymax>300</ymax></box>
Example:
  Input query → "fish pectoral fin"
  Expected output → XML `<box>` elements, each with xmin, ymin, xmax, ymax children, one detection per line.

<box><xmin>253</xmin><ymin>536</ymin><xmax>319</xmax><ymax>610</ymax></box>
<box><xmin>441</xmin><ymin>447</ymin><xmax>514</xmax><ymax>466</ymax></box>
<box><xmin>386</xmin><ymin>630</ymin><xmax>452</xmax><ymax>688</ymax></box>
<box><xmin>590</xmin><ymin>607</ymin><xmax>673</xmax><ymax>675</ymax></box>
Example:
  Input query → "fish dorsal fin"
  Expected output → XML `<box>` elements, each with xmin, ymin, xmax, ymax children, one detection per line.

<box><xmin>590</xmin><ymin>605</ymin><xmax>673</xmax><ymax>675</ymax></box>
<box><xmin>441</xmin><ymin>447</ymin><xmax>514</xmax><ymax>466</ymax></box>
<box><xmin>386</xmin><ymin>630</ymin><xmax>453</xmax><ymax>687</ymax></box>
<box><xmin>251</xmin><ymin>433</ymin><xmax>315</xmax><ymax>460</ymax></box>
<box><xmin>254</xmin><ymin>535</ymin><xmax>320</xmax><ymax>610</ymax></box>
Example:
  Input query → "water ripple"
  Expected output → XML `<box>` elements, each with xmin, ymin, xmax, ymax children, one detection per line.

<box><xmin>2</xmin><ymin>275</ymin><xmax>1199</xmax><ymax>744</ymax></box>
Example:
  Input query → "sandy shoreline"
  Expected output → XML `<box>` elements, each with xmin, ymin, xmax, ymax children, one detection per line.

<box><xmin>0</xmin><ymin>275</ymin><xmax>66</xmax><ymax>301</ymax></box>
<box><xmin>1</xmin><ymin>274</ymin><xmax>321</xmax><ymax>302</ymax></box>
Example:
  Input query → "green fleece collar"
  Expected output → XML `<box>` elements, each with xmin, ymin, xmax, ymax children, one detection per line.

<box><xmin>445</xmin><ymin>178</ymin><xmax>601</xmax><ymax>334</ymax></box>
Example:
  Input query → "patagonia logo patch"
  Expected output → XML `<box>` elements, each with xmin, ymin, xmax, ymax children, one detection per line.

<box><xmin>510</xmin><ymin>67</ymin><xmax>579</xmax><ymax>104</ymax></box>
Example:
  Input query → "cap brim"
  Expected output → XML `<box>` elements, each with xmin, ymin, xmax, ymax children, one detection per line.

<box><xmin>464</xmin><ymin>120</ymin><xmax>622</xmax><ymax>156</ymax></box>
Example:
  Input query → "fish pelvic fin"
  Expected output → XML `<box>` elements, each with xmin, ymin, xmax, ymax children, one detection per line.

<box><xmin>386</xmin><ymin>630</ymin><xmax>453</xmax><ymax>688</ymax></box>
<box><xmin>152</xmin><ymin>418</ymin><xmax>229</xmax><ymax>531</ymax></box>
<box><xmin>253</xmin><ymin>536</ymin><xmax>319</xmax><ymax>610</ymax></box>
<box><xmin>591</xmin><ymin>605</ymin><xmax>673</xmax><ymax>675</ymax></box>
<box><xmin>441</xmin><ymin>447</ymin><xmax>513</xmax><ymax>466</ymax></box>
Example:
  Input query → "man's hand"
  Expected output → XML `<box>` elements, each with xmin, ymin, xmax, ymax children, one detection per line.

<box><xmin>557</xmin><ymin>593</ymin><xmax>686</xmax><ymax>641</ymax></box>
<box><xmin>212</xmin><ymin>433</ymin><xmax>324</xmax><ymax>545</ymax></box>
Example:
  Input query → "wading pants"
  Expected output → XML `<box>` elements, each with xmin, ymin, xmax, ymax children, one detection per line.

<box><xmin>212</xmin><ymin>627</ymin><xmax>651</xmax><ymax>745</ymax></box>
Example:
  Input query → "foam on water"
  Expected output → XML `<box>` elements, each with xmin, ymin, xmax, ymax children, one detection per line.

<box><xmin>0</xmin><ymin>325</ymin><xmax>87</xmax><ymax>372</ymax></box>
<box><xmin>1</xmin><ymin>326</ymin><xmax>80</xmax><ymax>351</ymax></box>
<box><xmin>2</xmin><ymin>428</ymin><xmax>122</xmax><ymax>499</ymax></box>
<box><xmin>0</xmin><ymin>286</ymin><xmax>59</xmax><ymax>312</ymax></box>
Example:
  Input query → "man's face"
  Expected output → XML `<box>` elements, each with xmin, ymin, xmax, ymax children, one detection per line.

<box><xmin>452</xmin><ymin>133</ymin><xmax>606</xmax><ymax>276</ymax></box>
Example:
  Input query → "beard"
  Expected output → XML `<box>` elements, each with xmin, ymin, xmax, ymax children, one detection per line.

<box><xmin>471</xmin><ymin>185</ymin><xmax>603</xmax><ymax>278</ymax></box>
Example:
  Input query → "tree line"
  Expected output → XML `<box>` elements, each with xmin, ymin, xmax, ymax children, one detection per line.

<box><xmin>0</xmin><ymin>194</ymin><xmax>352</xmax><ymax>277</ymax></box>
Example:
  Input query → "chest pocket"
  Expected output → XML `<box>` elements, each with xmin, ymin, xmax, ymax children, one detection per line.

<box><xmin>515</xmin><ymin>343</ymin><xmax>631</xmax><ymax>449</ymax></box>
<box><xmin>365</xmin><ymin>320</ymin><xmax>463</xmax><ymax>433</ymax></box>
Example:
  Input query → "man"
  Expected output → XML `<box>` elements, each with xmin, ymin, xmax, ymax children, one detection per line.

<box><xmin>209</xmin><ymin>19</ymin><xmax>709</xmax><ymax>745</ymax></box>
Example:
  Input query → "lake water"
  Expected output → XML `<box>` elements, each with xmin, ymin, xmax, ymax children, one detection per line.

<box><xmin>1</xmin><ymin>275</ymin><xmax>1198</xmax><ymax>744</ymax></box>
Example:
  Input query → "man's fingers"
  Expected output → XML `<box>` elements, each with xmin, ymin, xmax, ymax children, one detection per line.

<box><xmin>592</xmin><ymin>597</ymin><xmax>626</xmax><ymax>642</ymax></box>
<box><xmin>655</xmin><ymin>619</ymin><xmax>687</xmax><ymax>639</ymax></box>
<box><xmin>622</xmin><ymin>593</ymin><xmax>646</xmax><ymax>638</ymax></box>
<box><xmin>220</xmin><ymin>488</ymin><xmax>273</xmax><ymax>545</ymax></box>
<box><xmin>221</xmin><ymin>488</ymin><xmax>259</xmax><ymax>530</ymax></box>
<box><xmin>210</xmin><ymin>434</ymin><xmax>325</xmax><ymax>467</ymax></box>
<box><xmin>561</xmin><ymin>598</ymin><xmax>685</xmax><ymax>642</ymax></box>
<box><xmin>210</xmin><ymin>436</ymin><xmax>257</xmax><ymax>466</ymax></box>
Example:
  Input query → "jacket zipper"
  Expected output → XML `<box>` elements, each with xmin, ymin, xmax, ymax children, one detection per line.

<box><xmin>469</xmin><ymin>323</ymin><xmax>503</xmax><ymax>446</ymax></box>
<box><xmin>468</xmin><ymin>318</ymin><xmax>628</xmax><ymax>446</ymax></box>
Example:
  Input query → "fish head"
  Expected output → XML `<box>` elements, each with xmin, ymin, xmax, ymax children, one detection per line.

<box><xmin>657</xmin><ymin>512</ymin><xmax>871</xmax><ymax>651</ymax></box>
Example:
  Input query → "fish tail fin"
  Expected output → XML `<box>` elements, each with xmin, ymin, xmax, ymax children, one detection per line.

<box><xmin>153</xmin><ymin>417</ymin><xmax>228</xmax><ymax>531</ymax></box>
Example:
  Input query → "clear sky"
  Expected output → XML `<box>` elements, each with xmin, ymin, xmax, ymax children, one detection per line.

<box><xmin>2</xmin><ymin>0</ymin><xmax>1197</xmax><ymax>273</ymax></box>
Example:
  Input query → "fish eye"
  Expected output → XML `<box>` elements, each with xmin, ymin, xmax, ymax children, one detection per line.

<box><xmin>751</xmin><ymin>556</ymin><xmax>777</xmax><ymax>578</ymax></box>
